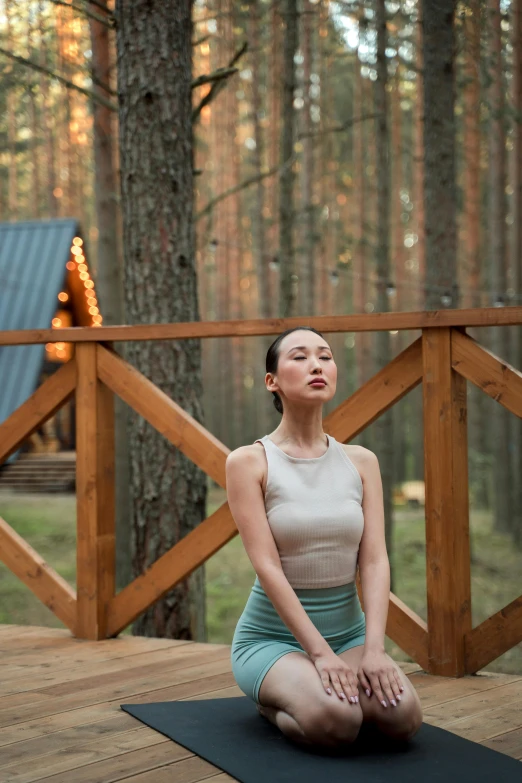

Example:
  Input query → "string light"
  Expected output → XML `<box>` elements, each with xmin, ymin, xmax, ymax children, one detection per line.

<box><xmin>200</xmin><ymin>236</ymin><xmax>522</xmax><ymax>305</ymax></box>
<box><xmin>63</xmin><ymin>236</ymin><xmax>103</xmax><ymax>329</ymax></box>
<box><xmin>58</xmin><ymin>291</ymin><xmax>69</xmax><ymax>302</ymax></box>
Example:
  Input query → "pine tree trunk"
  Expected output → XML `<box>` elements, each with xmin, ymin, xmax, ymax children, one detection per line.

<box><xmin>116</xmin><ymin>0</ymin><xmax>207</xmax><ymax>640</ymax></box>
<box><xmin>301</xmin><ymin>0</ymin><xmax>316</xmax><ymax>317</ymax></box>
<box><xmin>463</xmin><ymin>0</ymin><xmax>488</xmax><ymax>511</ymax></box>
<box><xmin>89</xmin><ymin>1</ymin><xmax>131</xmax><ymax>590</ymax></box>
<box><xmin>38</xmin><ymin>1</ymin><xmax>58</xmax><ymax>217</ymax></box>
<box><xmin>421</xmin><ymin>0</ymin><xmax>458</xmax><ymax>309</ymax></box>
<box><xmin>249</xmin><ymin>0</ymin><xmax>269</xmax><ymax>320</ymax></box>
<box><xmin>413</xmin><ymin>14</ymin><xmax>425</xmax><ymax>311</ymax></box>
<box><xmin>487</xmin><ymin>0</ymin><xmax>512</xmax><ymax>535</ymax></box>
<box><xmin>279</xmin><ymin>0</ymin><xmax>299</xmax><ymax>317</ymax></box>
<box><xmin>268</xmin><ymin>2</ymin><xmax>282</xmax><ymax>312</ymax></box>
<box><xmin>373</xmin><ymin>0</ymin><xmax>394</xmax><ymax>589</ymax></box>
<box><xmin>6</xmin><ymin>1</ymin><xmax>17</xmax><ymax>216</ymax></box>
<box><xmin>513</xmin><ymin>0</ymin><xmax>522</xmax><ymax>547</ymax></box>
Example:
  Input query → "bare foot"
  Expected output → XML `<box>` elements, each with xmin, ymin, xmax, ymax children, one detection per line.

<box><xmin>257</xmin><ymin>703</ymin><xmax>277</xmax><ymax>724</ymax></box>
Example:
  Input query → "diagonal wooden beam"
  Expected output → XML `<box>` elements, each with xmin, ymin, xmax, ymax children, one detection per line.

<box><xmin>387</xmin><ymin>594</ymin><xmax>429</xmax><ymax>671</ymax></box>
<box><xmin>451</xmin><ymin>329</ymin><xmax>522</xmax><ymax>418</ymax></box>
<box><xmin>323</xmin><ymin>337</ymin><xmax>423</xmax><ymax>441</ymax></box>
<box><xmin>465</xmin><ymin>595</ymin><xmax>522</xmax><ymax>674</ymax></box>
<box><xmin>0</xmin><ymin>517</ymin><xmax>77</xmax><ymax>633</ymax></box>
<box><xmin>0</xmin><ymin>359</ymin><xmax>77</xmax><ymax>465</ymax></box>
<box><xmin>106</xmin><ymin>501</ymin><xmax>237</xmax><ymax>637</ymax></box>
<box><xmin>356</xmin><ymin>571</ymin><xmax>429</xmax><ymax>670</ymax></box>
<box><xmin>96</xmin><ymin>344</ymin><xmax>229</xmax><ymax>487</ymax></box>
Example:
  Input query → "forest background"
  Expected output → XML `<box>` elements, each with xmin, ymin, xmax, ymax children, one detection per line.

<box><xmin>0</xmin><ymin>0</ymin><xmax>521</xmax><ymax>673</ymax></box>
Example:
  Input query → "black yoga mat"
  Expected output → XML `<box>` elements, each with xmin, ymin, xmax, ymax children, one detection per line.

<box><xmin>121</xmin><ymin>696</ymin><xmax>521</xmax><ymax>782</ymax></box>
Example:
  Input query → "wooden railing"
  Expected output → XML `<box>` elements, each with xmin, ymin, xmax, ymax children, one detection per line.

<box><xmin>0</xmin><ymin>307</ymin><xmax>521</xmax><ymax>677</ymax></box>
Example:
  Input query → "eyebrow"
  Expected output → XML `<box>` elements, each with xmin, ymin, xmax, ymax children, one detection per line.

<box><xmin>286</xmin><ymin>345</ymin><xmax>332</xmax><ymax>354</ymax></box>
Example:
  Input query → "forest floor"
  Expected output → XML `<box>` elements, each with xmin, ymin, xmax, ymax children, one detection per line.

<box><xmin>0</xmin><ymin>485</ymin><xmax>521</xmax><ymax>674</ymax></box>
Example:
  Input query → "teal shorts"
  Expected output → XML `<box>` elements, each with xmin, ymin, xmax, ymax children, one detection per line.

<box><xmin>231</xmin><ymin>576</ymin><xmax>366</xmax><ymax>704</ymax></box>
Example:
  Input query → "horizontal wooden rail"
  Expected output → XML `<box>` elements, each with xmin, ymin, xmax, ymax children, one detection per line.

<box><xmin>0</xmin><ymin>305</ymin><xmax>521</xmax><ymax>345</ymax></box>
<box><xmin>0</xmin><ymin>312</ymin><xmax>521</xmax><ymax>678</ymax></box>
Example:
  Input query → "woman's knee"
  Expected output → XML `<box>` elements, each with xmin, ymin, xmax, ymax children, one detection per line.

<box><xmin>374</xmin><ymin>697</ymin><xmax>423</xmax><ymax>741</ymax></box>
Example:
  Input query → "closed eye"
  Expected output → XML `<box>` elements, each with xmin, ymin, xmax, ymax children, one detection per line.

<box><xmin>294</xmin><ymin>356</ymin><xmax>332</xmax><ymax>360</ymax></box>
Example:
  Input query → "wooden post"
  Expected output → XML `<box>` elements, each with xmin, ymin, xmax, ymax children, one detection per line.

<box><xmin>75</xmin><ymin>342</ymin><xmax>115</xmax><ymax>639</ymax></box>
<box><xmin>422</xmin><ymin>327</ymin><xmax>472</xmax><ymax>676</ymax></box>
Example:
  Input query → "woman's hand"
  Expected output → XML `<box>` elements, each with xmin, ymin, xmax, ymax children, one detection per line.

<box><xmin>313</xmin><ymin>649</ymin><xmax>360</xmax><ymax>703</ymax></box>
<box><xmin>357</xmin><ymin>649</ymin><xmax>404</xmax><ymax>707</ymax></box>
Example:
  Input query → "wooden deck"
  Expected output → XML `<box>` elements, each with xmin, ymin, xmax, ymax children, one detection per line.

<box><xmin>0</xmin><ymin>625</ymin><xmax>521</xmax><ymax>782</ymax></box>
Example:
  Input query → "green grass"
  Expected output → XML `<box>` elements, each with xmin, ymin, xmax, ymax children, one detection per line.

<box><xmin>1</xmin><ymin>488</ymin><xmax>521</xmax><ymax>674</ymax></box>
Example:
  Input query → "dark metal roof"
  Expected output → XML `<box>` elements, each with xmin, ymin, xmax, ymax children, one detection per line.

<box><xmin>0</xmin><ymin>218</ymin><xmax>80</xmax><ymax>464</ymax></box>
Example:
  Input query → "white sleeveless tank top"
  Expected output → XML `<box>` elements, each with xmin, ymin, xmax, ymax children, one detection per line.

<box><xmin>253</xmin><ymin>433</ymin><xmax>364</xmax><ymax>589</ymax></box>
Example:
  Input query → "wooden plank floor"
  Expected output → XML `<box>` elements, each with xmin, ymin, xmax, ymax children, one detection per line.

<box><xmin>0</xmin><ymin>625</ymin><xmax>521</xmax><ymax>782</ymax></box>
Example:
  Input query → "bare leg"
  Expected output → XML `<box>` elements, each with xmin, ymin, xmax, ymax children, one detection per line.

<box><xmin>257</xmin><ymin>703</ymin><xmax>316</xmax><ymax>747</ymax></box>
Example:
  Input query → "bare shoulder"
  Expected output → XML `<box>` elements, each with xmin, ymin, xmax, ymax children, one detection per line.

<box><xmin>226</xmin><ymin>443</ymin><xmax>266</xmax><ymax>484</ymax></box>
<box><xmin>338</xmin><ymin>444</ymin><xmax>377</xmax><ymax>482</ymax></box>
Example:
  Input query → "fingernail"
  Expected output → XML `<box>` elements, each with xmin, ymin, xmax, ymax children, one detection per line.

<box><xmin>355</xmin><ymin>696</ymin><xmax>359</xmax><ymax>703</ymax></box>
<box><xmin>381</xmin><ymin>700</ymin><xmax>387</xmax><ymax>707</ymax></box>
<box><xmin>366</xmin><ymin>689</ymin><xmax>371</xmax><ymax>697</ymax></box>
<box><xmin>400</xmin><ymin>686</ymin><xmax>405</xmax><ymax>691</ymax></box>
<box><xmin>340</xmin><ymin>693</ymin><xmax>346</xmax><ymax>700</ymax></box>
<box><xmin>391</xmin><ymin>699</ymin><xmax>396</xmax><ymax>707</ymax></box>
<box><xmin>397</xmin><ymin>694</ymin><xmax>402</xmax><ymax>701</ymax></box>
<box><xmin>327</xmin><ymin>688</ymin><xmax>332</xmax><ymax>694</ymax></box>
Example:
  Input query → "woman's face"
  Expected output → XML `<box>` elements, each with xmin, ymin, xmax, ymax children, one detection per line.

<box><xmin>266</xmin><ymin>330</ymin><xmax>337</xmax><ymax>407</ymax></box>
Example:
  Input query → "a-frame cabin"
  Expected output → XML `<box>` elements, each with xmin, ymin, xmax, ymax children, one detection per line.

<box><xmin>0</xmin><ymin>218</ymin><xmax>103</xmax><ymax>490</ymax></box>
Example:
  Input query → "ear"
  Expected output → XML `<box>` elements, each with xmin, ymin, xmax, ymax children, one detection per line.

<box><xmin>265</xmin><ymin>373</ymin><xmax>278</xmax><ymax>392</ymax></box>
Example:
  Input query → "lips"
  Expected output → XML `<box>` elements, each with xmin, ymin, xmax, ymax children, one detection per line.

<box><xmin>309</xmin><ymin>380</ymin><xmax>326</xmax><ymax>386</ymax></box>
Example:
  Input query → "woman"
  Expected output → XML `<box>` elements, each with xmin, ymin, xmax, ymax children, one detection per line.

<box><xmin>226</xmin><ymin>326</ymin><xmax>423</xmax><ymax>750</ymax></box>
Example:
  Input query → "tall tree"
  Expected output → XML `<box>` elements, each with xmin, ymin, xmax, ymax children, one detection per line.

<box><xmin>89</xmin><ymin>0</ymin><xmax>130</xmax><ymax>589</ymax></box>
<box><xmin>279</xmin><ymin>0</ymin><xmax>299</xmax><ymax>317</ymax></box>
<box><xmin>373</xmin><ymin>0</ymin><xmax>394</xmax><ymax>587</ymax></box>
<box><xmin>38</xmin><ymin>0</ymin><xmax>58</xmax><ymax>217</ymax></box>
<box><xmin>463</xmin><ymin>0</ymin><xmax>489</xmax><ymax>511</ymax></box>
<box><xmin>487</xmin><ymin>0</ymin><xmax>512</xmax><ymax>534</ymax></box>
<box><xmin>300</xmin><ymin>0</ymin><xmax>317</xmax><ymax>317</ymax></box>
<box><xmin>462</xmin><ymin>0</ymin><xmax>481</xmax><ymax>311</ymax></box>
<box><xmin>421</xmin><ymin>0</ymin><xmax>458</xmax><ymax>309</ymax></box>
<box><xmin>6</xmin><ymin>0</ymin><xmax>17</xmax><ymax>216</ymax></box>
<box><xmin>115</xmin><ymin>0</ymin><xmax>207</xmax><ymax>640</ymax></box>
<box><xmin>513</xmin><ymin>0</ymin><xmax>522</xmax><ymax>546</ymax></box>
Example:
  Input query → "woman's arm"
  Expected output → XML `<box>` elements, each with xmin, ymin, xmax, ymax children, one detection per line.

<box><xmin>226</xmin><ymin>447</ymin><xmax>331</xmax><ymax>662</ymax></box>
<box><xmin>360</xmin><ymin>560</ymin><xmax>390</xmax><ymax>652</ymax></box>
<box><xmin>356</xmin><ymin>449</ymin><xmax>390</xmax><ymax>652</ymax></box>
